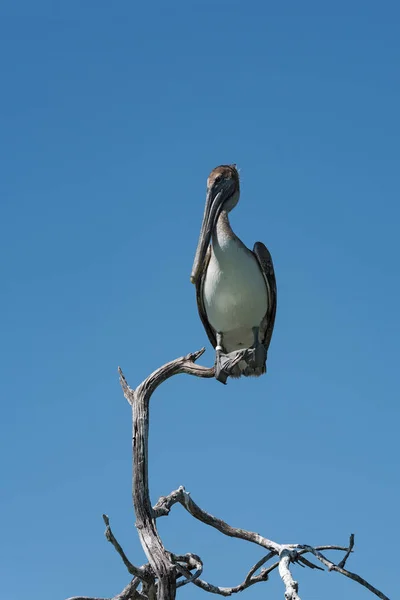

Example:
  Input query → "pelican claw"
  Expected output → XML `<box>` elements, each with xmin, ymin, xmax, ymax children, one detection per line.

<box><xmin>215</xmin><ymin>348</ymin><xmax>249</xmax><ymax>384</ymax></box>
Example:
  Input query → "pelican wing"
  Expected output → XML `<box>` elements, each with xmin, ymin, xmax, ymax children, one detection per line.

<box><xmin>252</xmin><ymin>242</ymin><xmax>277</xmax><ymax>352</ymax></box>
<box><xmin>195</xmin><ymin>245</ymin><xmax>217</xmax><ymax>348</ymax></box>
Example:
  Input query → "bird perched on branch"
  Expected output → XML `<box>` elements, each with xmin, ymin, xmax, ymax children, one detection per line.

<box><xmin>191</xmin><ymin>164</ymin><xmax>277</xmax><ymax>384</ymax></box>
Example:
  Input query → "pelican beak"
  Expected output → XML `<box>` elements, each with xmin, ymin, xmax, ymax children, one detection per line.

<box><xmin>190</xmin><ymin>180</ymin><xmax>233</xmax><ymax>284</ymax></box>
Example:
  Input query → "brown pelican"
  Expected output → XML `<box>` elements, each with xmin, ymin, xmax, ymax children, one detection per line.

<box><xmin>191</xmin><ymin>164</ymin><xmax>277</xmax><ymax>384</ymax></box>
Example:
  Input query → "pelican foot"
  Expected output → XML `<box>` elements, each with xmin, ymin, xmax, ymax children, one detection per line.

<box><xmin>215</xmin><ymin>349</ymin><xmax>248</xmax><ymax>384</ymax></box>
<box><xmin>243</xmin><ymin>343</ymin><xmax>267</xmax><ymax>371</ymax></box>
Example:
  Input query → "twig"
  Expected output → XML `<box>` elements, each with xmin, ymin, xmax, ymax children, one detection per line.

<box><xmin>103</xmin><ymin>515</ymin><xmax>152</xmax><ymax>582</ymax></box>
<box><xmin>337</xmin><ymin>533</ymin><xmax>355</xmax><ymax>569</ymax></box>
<box><xmin>298</xmin><ymin>545</ymin><xmax>390</xmax><ymax>600</ymax></box>
<box><xmin>66</xmin><ymin>597</ymin><xmax>110</xmax><ymax>600</ymax></box>
<box><xmin>295</xmin><ymin>556</ymin><xmax>323</xmax><ymax>571</ymax></box>
<box><xmin>169</xmin><ymin>558</ymin><xmax>274</xmax><ymax>597</ymax></box>
<box><xmin>114</xmin><ymin>578</ymin><xmax>147</xmax><ymax>600</ymax></box>
<box><xmin>67</xmin><ymin>577</ymin><xmax>146</xmax><ymax>600</ymax></box>
<box><xmin>244</xmin><ymin>552</ymin><xmax>276</xmax><ymax>583</ymax></box>
<box><xmin>119</xmin><ymin>368</ymin><xmax>135</xmax><ymax>406</ymax></box>
<box><xmin>172</xmin><ymin>553</ymin><xmax>203</xmax><ymax>588</ymax></box>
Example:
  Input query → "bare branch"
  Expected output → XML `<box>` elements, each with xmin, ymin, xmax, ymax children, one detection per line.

<box><xmin>170</xmin><ymin>556</ymin><xmax>277</xmax><ymax>597</ymax></box>
<box><xmin>118</xmin><ymin>368</ymin><xmax>135</xmax><ymax>406</ymax></box>
<box><xmin>153</xmin><ymin>486</ymin><xmax>280</xmax><ymax>553</ymax></box>
<box><xmin>279</xmin><ymin>550</ymin><xmax>301</xmax><ymax>600</ymax></box>
<box><xmin>310</xmin><ymin>544</ymin><xmax>348</xmax><ymax>552</ymax></box>
<box><xmin>120</xmin><ymin>348</ymin><xmax>214</xmax><ymax>408</ymax></box>
<box><xmin>121</xmin><ymin>349</ymin><xmax>215</xmax><ymax>600</ymax></box>
<box><xmin>172</xmin><ymin>553</ymin><xmax>204</xmax><ymax>588</ymax></box>
<box><xmin>296</xmin><ymin>555</ymin><xmax>324</xmax><ymax>571</ymax></box>
<box><xmin>103</xmin><ymin>515</ymin><xmax>152</xmax><ymax>582</ymax></box>
<box><xmin>298</xmin><ymin>545</ymin><xmax>390</xmax><ymax>600</ymax></box>
<box><xmin>244</xmin><ymin>552</ymin><xmax>276</xmax><ymax>583</ymax></box>
<box><xmin>153</xmin><ymin>488</ymin><xmax>184</xmax><ymax>517</ymax></box>
<box><xmin>66</xmin><ymin>597</ymin><xmax>110</xmax><ymax>600</ymax></box>
<box><xmin>337</xmin><ymin>533</ymin><xmax>355</xmax><ymax>569</ymax></box>
<box><xmin>66</xmin><ymin>577</ymin><xmax>146</xmax><ymax>600</ymax></box>
<box><xmin>114</xmin><ymin>578</ymin><xmax>147</xmax><ymax>600</ymax></box>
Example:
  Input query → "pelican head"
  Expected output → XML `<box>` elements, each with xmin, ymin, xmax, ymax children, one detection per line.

<box><xmin>191</xmin><ymin>164</ymin><xmax>240</xmax><ymax>284</ymax></box>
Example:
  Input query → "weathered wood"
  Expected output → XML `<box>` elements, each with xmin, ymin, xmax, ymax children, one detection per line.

<box><xmin>67</xmin><ymin>349</ymin><xmax>390</xmax><ymax>600</ymax></box>
<box><xmin>67</xmin><ymin>576</ymin><xmax>144</xmax><ymax>600</ymax></box>
<box><xmin>119</xmin><ymin>349</ymin><xmax>214</xmax><ymax>600</ymax></box>
<box><xmin>279</xmin><ymin>550</ymin><xmax>300</xmax><ymax>600</ymax></box>
<box><xmin>153</xmin><ymin>485</ymin><xmax>280</xmax><ymax>553</ymax></box>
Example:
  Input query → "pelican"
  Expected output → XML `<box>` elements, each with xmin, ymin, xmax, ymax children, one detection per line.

<box><xmin>190</xmin><ymin>164</ymin><xmax>277</xmax><ymax>384</ymax></box>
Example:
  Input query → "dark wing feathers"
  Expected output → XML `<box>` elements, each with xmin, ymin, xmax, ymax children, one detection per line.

<box><xmin>195</xmin><ymin>246</ymin><xmax>217</xmax><ymax>348</ymax></box>
<box><xmin>252</xmin><ymin>242</ymin><xmax>277</xmax><ymax>352</ymax></box>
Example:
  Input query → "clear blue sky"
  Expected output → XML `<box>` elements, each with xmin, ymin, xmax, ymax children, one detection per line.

<box><xmin>1</xmin><ymin>2</ymin><xmax>398</xmax><ymax>599</ymax></box>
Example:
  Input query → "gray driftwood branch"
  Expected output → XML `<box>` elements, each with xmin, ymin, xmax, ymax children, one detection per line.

<box><xmin>66</xmin><ymin>576</ymin><xmax>144</xmax><ymax>600</ymax></box>
<box><xmin>66</xmin><ymin>349</ymin><xmax>390</xmax><ymax>600</ymax></box>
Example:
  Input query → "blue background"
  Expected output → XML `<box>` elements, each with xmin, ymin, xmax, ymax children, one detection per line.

<box><xmin>1</xmin><ymin>2</ymin><xmax>398</xmax><ymax>599</ymax></box>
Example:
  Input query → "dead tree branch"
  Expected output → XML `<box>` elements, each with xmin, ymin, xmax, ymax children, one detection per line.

<box><xmin>102</xmin><ymin>514</ymin><xmax>152</xmax><ymax>582</ymax></box>
<box><xmin>337</xmin><ymin>533</ymin><xmax>355</xmax><ymax>569</ymax></box>
<box><xmin>153</xmin><ymin>485</ymin><xmax>280</xmax><ymax>552</ymax></box>
<box><xmin>296</xmin><ymin>544</ymin><xmax>390</xmax><ymax>600</ymax></box>
<box><xmin>279</xmin><ymin>550</ymin><xmax>300</xmax><ymax>600</ymax></box>
<box><xmin>119</xmin><ymin>349</ymin><xmax>214</xmax><ymax>600</ymax></box>
<box><xmin>66</xmin><ymin>576</ymin><xmax>145</xmax><ymax>600</ymax></box>
<box><xmin>67</xmin><ymin>348</ymin><xmax>390</xmax><ymax>600</ymax></box>
<box><xmin>172</xmin><ymin>553</ymin><xmax>203</xmax><ymax>588</ymax></box>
